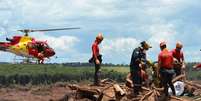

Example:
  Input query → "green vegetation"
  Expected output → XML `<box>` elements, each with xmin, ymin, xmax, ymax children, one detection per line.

<box><xmin>0</xmin><ymin>64</ymin><xmax>129</xmax><ymax>85</ymax></box>
<box><xmin>0</xmin><ymin>63</ymin><xmax>200</xmax><ymax>86</ymax></box>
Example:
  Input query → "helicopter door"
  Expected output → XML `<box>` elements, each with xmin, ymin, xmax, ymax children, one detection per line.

<box><xmin>27</xmin><ymin>42</ymin><xmax>38</xmax><ymax>57</ymax></box>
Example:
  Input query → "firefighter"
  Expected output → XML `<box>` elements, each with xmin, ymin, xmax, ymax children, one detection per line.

<box><xmin>158</xmin><ymin>42</ymin><xmax>176</xmax><ymax>97</ymax></box>
<box><xmin>130</xmin><ymin>41</ymin><xmax>152</xmax><ymax>95</ymax></box>
<box><xmin>172</xmin><ymin>42</ymin><xmax>185</xmax><ymax>76</ymax></box>
<box><xmin>89</xmin><ymin>33</ymin><xmax>104</xmax><ymax>86</ymax></box>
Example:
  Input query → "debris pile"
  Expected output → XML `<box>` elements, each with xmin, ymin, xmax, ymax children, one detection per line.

<box><xmin>51</xmin><ymin>76</ymin><xmax>201</xmax><ymax>101</ymax></box>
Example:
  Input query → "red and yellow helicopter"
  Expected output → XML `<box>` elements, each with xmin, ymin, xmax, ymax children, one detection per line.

<box><xmin>0</xmin><ymin>28</ymin><xmax>79</xmax><ymax>64</ymax></box>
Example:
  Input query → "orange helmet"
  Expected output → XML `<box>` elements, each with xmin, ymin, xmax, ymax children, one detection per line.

<box><xmin>160</xmin><ymin>41</ymin><xmax>166</xmax><ymax>47</ymax></box>
<box><xmin>176</xmin><ymin>42</ymin><xmax>183</xmax><ymax>48</ymax></box>
<box><xmin>96</xmin><ymin>33</ymin><xmax>104</xmax><ymax>41</ymax></box>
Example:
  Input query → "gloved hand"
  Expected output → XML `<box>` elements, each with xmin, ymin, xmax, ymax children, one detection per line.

<box><xmin>135</xmin><ymin>58</ymin><xmax>141</xmax><ymax>64</ymax></box>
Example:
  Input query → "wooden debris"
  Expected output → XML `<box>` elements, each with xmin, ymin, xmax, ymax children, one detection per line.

<box><xmin>113</xmin><ymin>84</ymin><xmax>126</xmax><ymax>96</ymax></box>
<box><xmin>142</xmin><ymin>87</ymin><xmax>151</xmax><ymax>91</ymax></box>
<box><xmin>147</xmin><ymin>92</ymin><xmax>156</xmax><ymax>101</ymax></box>
<box><xmin>140</xmin><ymin>90</ymin><xmax>153</xmax><ymax>101</ymax></box>
<box><xmin>171</xmin><ymin>96</ymin><xmax>186</xmax><ymax>101</ymax></box>
<box><xmin>153</xmin><ymin>86</ymin><xmax>164</xmax><ymax>92</ymax></box>
<box><xmin>68</xmin><ymin>84</ymin><xmax>101</xmax><ymax>100</ymax></box>
<box><xmin>185</xmin><ymin>81</ymin><xmax>201</xmax><ymax>89</ymax></box>
<box><xmin>185</xmin><ymin>85</ymin><xmax>195</xmax><ymax>94</ymax></box>
<box><xmin>101</xmin><ymin>78</ymin><xmax>110</xmax><ymax>84</ymax></box>
<box><xmin>172</xmin><ymin>74</ymin><xmax>185</xmax><ymax>83</ymax></box>
<box><xmin>68</xmin><ymin>84</ymin><xmax>79</xmax><ymax>90</ymax></box>
<box><xmin>194</xmin><ymin>97</ymin><xmax>201</xmax><ymax>101</ymax></box>
<box><xmin>101</xmin><ymin>85</ymin><xmax>116</xmax><ymax>101</ymax></box>
<box><xmin>153</xmin><ymin>90</ymin><xmax>160</xmax><ymax>101</ymax></box>
<box><xmin>101</xmin><ymin>78</ymin><xmax>115</xmax><ymax>84</ymax></box>
<box><xmin>132</xmin><ymin>97</ymin><xmax>141</xmax><ymax>101</ymax></box>
<box><xmin>65</xmin><ymin>77</ymin><xmax>201</xmax><ymax>101</ymax></box>
<box><xmin>126</xmin><ymin>73</ymin><xmax>133</xmax><ymax>88</ymax></box>
<box><xmin>77</xmin><ymin>88</ymin><xmax>99</xmax><ymax>95</ymax></box>
<box><xmin>155</xmin><ymin>90</ymin><xmax>160</xmax><ymax>97</ymax></box>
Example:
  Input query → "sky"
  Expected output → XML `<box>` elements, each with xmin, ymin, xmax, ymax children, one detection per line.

<box><xmin>0</xmin><ymin>0</ymin><xmax>201</xmax><ymax>64</ymax></box>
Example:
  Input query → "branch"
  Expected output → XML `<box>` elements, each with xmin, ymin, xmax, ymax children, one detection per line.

<box><xmin>113</xmin><ymin>84</ymin><xmax>126</xmax><ymax>96</ymax></box>
<box><xmin>171</xmin><ymin>96</ymin><xmax>186</xmax><ymax>101</ymax></box>
<box><xmin>140</xmin><ymin>90</ymin><xmax>153</xmax><ymax>101</ymax></box>
<box><xmin>172</xmin><ymin>74</ymin><xmax>185</xmax><ymax>83</ymax></box>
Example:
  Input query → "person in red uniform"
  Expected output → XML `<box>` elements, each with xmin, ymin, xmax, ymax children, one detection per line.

<box><xmin>89</xmin><ymin>33</ymin><xmax>104</xmax><ymax>86</ymax></box>
<box><xmin>172</xmin><ymin>42</ymin><xmax>185</xmax><ymax>76</ymax></box>
<box><xmin>193</xmin><ymin>49</ymin><xmax>201</xmax><ymax>69</ymax></box>
<box><xmin>158</xmin><ymin>42</ymin><xmax>176</xmax><ymax>97</ymax></box>
<box><xmin>193</xmin><ymin>64</ymin><xmax>201</xmax><ymax>69</ymax></box>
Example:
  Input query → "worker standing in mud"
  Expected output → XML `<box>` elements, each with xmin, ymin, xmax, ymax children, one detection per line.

<box><xmin>158</xmin><ymin>42</ymin><xmax>176</xmax><ymax>97</ymax></box>
<box><xmin>172</xmin><ymin>42</ymin><xmax>185</xmax><ymax>76</ymax></box>
<box><xmin>89</xmin><ymin>33</ymin><xmax>104</xmax><ymax>86</ymax></box>
<box><xmin>130</xmin><ymin>41</ymin><xmax>152</xmax><ymax>96</ymax></box>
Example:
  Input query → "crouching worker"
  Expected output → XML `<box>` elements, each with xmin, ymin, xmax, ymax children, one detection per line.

<box><xmin>130</xmin><ymin>41</ymin><xmax>152</xmax><ymax>96</ymax></box>
<box><xmin>89</xmin><ymin>33</ymin><xmax>104</xmax><ymax>86</ymax></box>
<box><xmin>158</xmin><ymin>42</ymin><xmax>176</xmax><ymax>97</ymax></box>
<box><xmin>172</xmin><ymin>42</ymin><xmax>185</xmax><ymax>77</ymax></box>
<box><xmin>126</xmin><ymin>69</ymin><xmax>148</xmax><ymax>88</ymax></box>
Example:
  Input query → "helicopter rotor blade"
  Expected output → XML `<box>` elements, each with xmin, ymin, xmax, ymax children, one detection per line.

<box><xmin>28</xmin><ymin>27</ymin><xmax>80</xmax><ymax>32</ymax></box>
<box><xmin>18</xmin><ymin>27</ymin><xmax>80</xmax><ymax>36</ymax></box>
<box><xmin>17</xmin><ymin>29</ymin><xmax>34</xmax><ymax>33</ymax></box>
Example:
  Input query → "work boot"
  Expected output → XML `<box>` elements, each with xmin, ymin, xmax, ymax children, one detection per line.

<box><xmin>133</xmin><ymin>87</ymin><xmax>140</xmax><ymax>96</ymax></box>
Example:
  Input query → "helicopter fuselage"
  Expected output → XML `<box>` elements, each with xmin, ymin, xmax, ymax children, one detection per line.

<box><xmin>0</xmin><ymin>36</ymin><xmax>55</xmax><ymax>63</ymax></box>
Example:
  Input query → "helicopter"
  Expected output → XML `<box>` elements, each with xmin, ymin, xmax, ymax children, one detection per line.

<box><xmin>0</xmin><ymin>27</ymin><xmax>80</xmax><ymax>64</ymax></box>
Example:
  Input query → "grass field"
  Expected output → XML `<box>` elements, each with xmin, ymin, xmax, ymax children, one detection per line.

<box><xmin>0</xmin><ymin>64</ymin><xmax>129</xmax><ymax>85</ymax></box>
<box><xmin>0</xmin><ymin>63</ymin><xmax>200</xmax><ymax>86</ymax></box>
<box><xmin>0</xmin><ymin>64</ymin><xmax>129</xmax><ymax>75</ymax></box>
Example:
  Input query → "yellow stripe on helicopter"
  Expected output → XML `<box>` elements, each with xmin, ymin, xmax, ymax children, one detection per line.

<box><xmin>9</xmin><ymin>36</ymin><xmax>33</xmax><ymax>56</ymax></box>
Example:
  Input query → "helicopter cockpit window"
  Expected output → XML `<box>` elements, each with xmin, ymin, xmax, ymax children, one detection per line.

<box><xmin>35</xmin><ymin>43</ymin><xmax>44</xmax><ymax>53</ymax></box>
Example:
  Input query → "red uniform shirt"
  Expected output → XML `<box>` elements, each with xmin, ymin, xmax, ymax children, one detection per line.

<box><xmin>158</xmin><ymin>49</ymin><xmax>174</xmax><ymax>69</ymax></box>
<box><xmin>195</xmin><ymin>64</ymin><xmax>201</xmax><ymax>69</ymax></box>
<box><xmin>92</xmin><ymin>41</ymin><xmax>99</xmax><ymax>58</ymax></box>
<box><xmin>171</xmin><ymin>49</ymin><xmax>184</xmax><ymax>62</ymax></box>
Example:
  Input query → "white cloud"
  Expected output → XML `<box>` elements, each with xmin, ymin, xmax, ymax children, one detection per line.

<box><xmin>140</xmin><ymin>0</ymin><xmax>190</xmax><ymax>17</ymax></box>
<box><xmin>132</xmin><ymin>22</ymin><xmax>179</xmax><ymax>61</ymax></box>
<box><xmin>1</xmin><ymin>0</ymin><xmax>123</xmax><ymax>25</ymax></box>
<box><xmin>102</xmin><ymin>37</ymin><xmax>139</xmax><ymax>53</ymax></box>
<box><xmin>148</xmin><ymin>23</ymin><xmax>176</xmax><ymax>46</ymax></box>
<box><xmin>101</xmin><ymin>37</ymin><xmax>140</xmax><ymax>64</ymax></box>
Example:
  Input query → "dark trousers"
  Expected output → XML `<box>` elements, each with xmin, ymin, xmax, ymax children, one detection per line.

<box><xmin>160</xmin><ymin>68</ymin><xmax>176</xmax><ymax>96</ymax></box>
<box><xmin>93</xmin><ymin>55</ymin><xmax>102</xmax><ymax>85</ymax></box>
<box><xmin>174</xmin><ymin>67</ymin><xmax>182</xmax><ymax>76</ymax></box>
<box><xmin>94</xmin><ymin>63</ymin><xmax>101</xmax><ymax>85</ymax></box>
<box><xmin>131</xmin><ymin>66</ymin><xmax>142</xmax><ymax>95</ymax></box>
